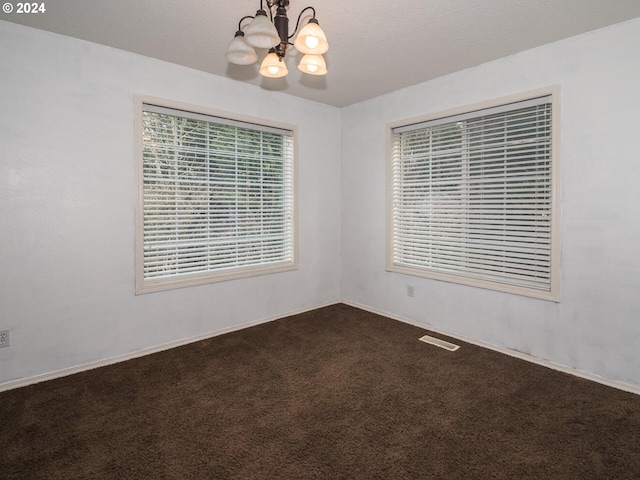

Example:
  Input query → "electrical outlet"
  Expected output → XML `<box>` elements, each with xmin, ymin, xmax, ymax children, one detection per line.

<box><xmin>0</xmin><ymin>330</ymin><xmax>9</xmax><ymax>348</ymax></box>
<box><xmin>407</xmin><ymin>285</ymin><xmax>414</xmax><ymax>297</ymax></box>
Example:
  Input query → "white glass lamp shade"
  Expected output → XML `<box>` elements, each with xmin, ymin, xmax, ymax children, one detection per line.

<box><xmin>259</xmin><ymin>51</ymin><xmax>288</xmax><ymax>78</ymax></box>
<box><xmin>244</xmin><ymin>10</ymin><xmax>281</xmax><ymax>49</ymax></box>
<box><xmin>293</xmin><ymin>19</ymin><xmax>329</xmax><ymax>55</ymax></box>
<box><xmin>298</xmin><ymin>54</ymin><xmax>327</xmax><ymax>75</ymax></box>
<box><xmin>225</xmin><ymin>33</ymin><xmax>258</xmax><ymax>65</ymax></box>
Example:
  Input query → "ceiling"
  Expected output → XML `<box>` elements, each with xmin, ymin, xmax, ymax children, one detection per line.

<box><xmin>4</xmin><ymin>0</ymin><xmax>640</xmax><ymax>107</ymax></box>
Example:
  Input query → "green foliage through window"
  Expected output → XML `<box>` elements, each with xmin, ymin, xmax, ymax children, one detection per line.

<box><xmin>139</xmin><ymin>105</ymin><xmax>295</xmax><ymax>287</ymax></box>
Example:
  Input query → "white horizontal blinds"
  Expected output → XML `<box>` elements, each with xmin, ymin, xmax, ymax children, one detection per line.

<box><xmin>391</xmin><ymin>96</ymin><xmax>553</xmax><ymax>291</ymax></box>
<box><xmin>141</xmin><ymin>105</ymin><xmax>294</xmax><ymax>281</ymax></box>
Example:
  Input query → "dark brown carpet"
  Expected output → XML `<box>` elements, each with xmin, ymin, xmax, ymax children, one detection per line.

<box><xmin>2</xmin><ymin>303</ymin><xmax>640</xmax><ymax>479</ymax></box>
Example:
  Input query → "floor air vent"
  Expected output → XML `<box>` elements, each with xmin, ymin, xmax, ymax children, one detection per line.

<box><xmin>419</xmin><ymin>335</ymin><xmax>460</xmax><ymax>352</ymax></box>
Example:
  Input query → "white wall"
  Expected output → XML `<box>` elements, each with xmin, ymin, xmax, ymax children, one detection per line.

<box><xmin>341</xmin><ymin>18</ymin><xmax>640</xmax><ymax>388</ymax></box>
<box><xmin>0</xmin><ymin>21</ymin><xmax>342</xmax><ymax>386</ymax></box>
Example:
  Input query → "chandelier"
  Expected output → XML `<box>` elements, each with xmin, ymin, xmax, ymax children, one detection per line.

<box><xmin>225</xmin><ymin>0</ymin><xmax>329</xmax><ymax>78</ymax></box>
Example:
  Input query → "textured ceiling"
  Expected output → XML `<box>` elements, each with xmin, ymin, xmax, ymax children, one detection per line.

<box><xmin>4</xmin><ymin>0</ymin><xmax>640</xmax><ymax>107</ymax></box>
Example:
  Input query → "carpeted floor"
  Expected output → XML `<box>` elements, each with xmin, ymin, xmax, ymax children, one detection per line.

<box><xmin>1</xmin><ymin>303</ymin><xmax>640</xmax><ymax>479</ymax></box>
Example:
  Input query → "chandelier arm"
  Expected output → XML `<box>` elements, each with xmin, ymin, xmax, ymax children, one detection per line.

<box><xmin>237</xmin><ymin>15</ymin><xmax>255</xmax><ymax>32</ymax></box>
<box><xmin>289</xmin><ymin>6</ymin><xmax>316</xmax><ymax>40</ymax></box>
<box><xmin>265</xmin><ymin>0</ymin><xmax>275</xmax><ymax>21</ymax></box>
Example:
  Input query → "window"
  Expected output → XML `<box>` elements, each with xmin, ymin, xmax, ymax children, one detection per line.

<box><xmin>387</xmin><ymin>89</ymin><xmax>560</xmax><ymax>301</ymax></box>
<box><xmin>135</xmin><ymin>98</ymin><xmax>296</xmax><ymax>294</ymax></box>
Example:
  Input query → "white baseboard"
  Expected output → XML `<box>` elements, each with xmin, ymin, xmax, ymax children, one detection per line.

<box><xmin>342</xmin><ymin>300</ymin><xmax>640</xmax><ymax>396</ymax></box>
<box><xmin>0</xmin><ymin>301</ymin><xmax>340</xmax><ymax>393</ymax></box>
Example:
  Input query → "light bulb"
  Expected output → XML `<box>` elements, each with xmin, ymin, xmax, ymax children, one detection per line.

<box><xmin>306</xmin><ymin>64</ymin><xmax>318</xmax><ymax>73</ymax></box>
<box><xmin>268</xmin><ymin>66</ymin><xmax>279</xmax><ymax>75</ymax></box>
<box><xmin>305</xmin><ymin>36</ymin><xmax>319</xmax><ymax>49</ymax></box>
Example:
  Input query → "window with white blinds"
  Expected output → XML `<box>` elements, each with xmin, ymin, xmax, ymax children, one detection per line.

<box><xmin>135</xmin><ymin>100</ymin><xmax>296</xmax><ymax>294</ymax></box>
<box><xmin>388</xmin><ymin>90</ymin><xmax>559</xmax><ymax>300</ymax></box>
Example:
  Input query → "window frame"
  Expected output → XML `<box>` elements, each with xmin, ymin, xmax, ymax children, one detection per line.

<box><xmin>134</xmin><ymin>95</ymin><xmax>298</xmax><ymax>294</ymax></box>
<box><xmin>386</xmin><ymin>87</ymin><xmax>561</xmax><ymax>301</ymax></box>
